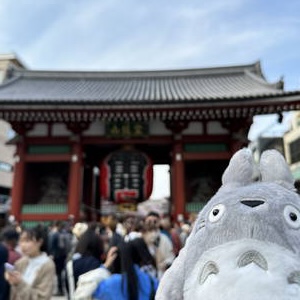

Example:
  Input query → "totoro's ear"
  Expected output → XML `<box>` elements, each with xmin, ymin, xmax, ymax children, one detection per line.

<box><xmin>222</xmin><ymin>148</ymin><xmax>256</xmax><ymax>187</ymax></box>
<box><xmin>260</xmin><ymin>149</ymin><xmax>295</xmax><ymax>190</ymax></box>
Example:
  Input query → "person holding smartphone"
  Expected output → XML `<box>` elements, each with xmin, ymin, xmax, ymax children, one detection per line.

<box><xmin>5</xmin><ymin>224</ymin><xmax>55</xmax><ymax>300</ymax></box>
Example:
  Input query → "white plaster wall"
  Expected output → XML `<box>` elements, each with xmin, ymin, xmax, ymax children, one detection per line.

<box><xmin>27</xmin><ymin>123</ymin><xmax>48</xmax><ymax>136</ymax></box>
<box><xmin>182</xmin><ymin>122</ymin><xmax>203</xmax><ymax>135</ymax></box>
<box><xmin>149</xmin><ymin>121</ymin><xmax>171</xmax><ymax>135</ymax></box>
<box><xmin>52</xmin><ymin>123</ymin><xmax>71</xmax><ymax>136</ymax></box>
<box><xmin>207</xmin><ymin>121</ymin><xmax>229</xmax><ymax>134</ymax></box>
<box><xmin>83</xmin><ymin>121</ymin><xmax>105</xmax><ymax>136</ymax></box>
<box><xmin>0</xmin><ymin>169</ymin><xmax>13</xmax><ymax>188</ymax></box>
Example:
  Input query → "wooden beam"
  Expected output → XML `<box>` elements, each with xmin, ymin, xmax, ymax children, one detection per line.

<box><xmin>24</xmin><ymin>154</ymin><xmax>72</xmax><ymax>162</ymax></box>
<box><xmin>183</xmin><ymin>152</ymin><xmax>232</xmax><ymax>161</ymax></box>
<box><xmin>21</xmin><ymin>214</ymin><xmax>69</xmax><ymax>221</ymax></box>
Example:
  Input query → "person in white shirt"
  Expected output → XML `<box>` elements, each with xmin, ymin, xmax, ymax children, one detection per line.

<box><xmin>145</xmin><ymin>212</ymin><xmax>175</xmax><ymax>279</ymax></box>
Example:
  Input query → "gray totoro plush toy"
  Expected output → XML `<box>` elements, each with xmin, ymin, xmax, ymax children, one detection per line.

<box><xmin>156</xmin><ymin>149</ymin><xmax>300</xmax><ymax>300</ymax></box>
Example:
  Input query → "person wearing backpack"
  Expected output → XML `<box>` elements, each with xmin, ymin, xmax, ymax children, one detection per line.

<box><xmin>0</xmin><ymin>243</ymin><xmax>9</xmax><ymax>300</ymax></box>
<box><xmin>48</xmin><ymin>221</ymin><xmax>72</xmax><ymax>296</ymax></box>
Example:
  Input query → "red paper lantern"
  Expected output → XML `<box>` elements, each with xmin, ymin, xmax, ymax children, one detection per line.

<box><xmin>100</xmin><ymin>149</ymin><xmax>153</xmax><ymax>204</ymax></box>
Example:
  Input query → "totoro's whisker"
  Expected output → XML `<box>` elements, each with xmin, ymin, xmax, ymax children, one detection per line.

<box><xmin>196</xmin><ymin>220</ymin><xmax>205</xmax><ymax>231</ymax></box>
<box><xmin>199</xmin><ymin>220</ymin><xmax>205</xmax><ymax>229</ymax></box>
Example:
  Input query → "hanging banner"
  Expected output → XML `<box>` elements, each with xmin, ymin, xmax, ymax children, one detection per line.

<box><xmin>100</xmin><ymin>149</ymin><xmax>153</xmax><ymax>206</ymax></box>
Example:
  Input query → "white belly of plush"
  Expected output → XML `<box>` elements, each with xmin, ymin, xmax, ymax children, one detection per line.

<box><xmin>184</xmin><ymin>239</ymin><xmax>300</xmax><ymax>300</ymax></box>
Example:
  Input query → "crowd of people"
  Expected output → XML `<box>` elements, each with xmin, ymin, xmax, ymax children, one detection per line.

<box><xmin>0</xmin><ymin>211</ymin><xmax>194</xmax><ymax>300</ymax></box>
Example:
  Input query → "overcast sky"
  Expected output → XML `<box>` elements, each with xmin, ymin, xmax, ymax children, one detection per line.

<box><xmin>0</xmin><ymin>0</ymin><xmax>299</xmax><ymax>198</ymax></box>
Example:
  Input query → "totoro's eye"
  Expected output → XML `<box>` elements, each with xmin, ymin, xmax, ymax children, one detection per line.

<box><xmin>283</xmin><ymin>205</ymin><xmax>300</xmax><ymax>229</ymax></box>
<box><xmin>209</xmin><ymin>204</ymin><xmax>226</xmax><ymax>223</ymax></box>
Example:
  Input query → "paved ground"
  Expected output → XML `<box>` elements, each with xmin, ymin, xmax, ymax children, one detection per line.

<box><xmin>51</xmin><ymin>275</ymin><xmax>67</xmax><ymax>299</ymax></box>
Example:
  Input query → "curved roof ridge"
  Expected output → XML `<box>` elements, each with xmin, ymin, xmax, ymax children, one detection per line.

<box><xmin>252</xmin><ymin>61</ymin><xmax>264</xmax><ymax>78</ymax></box>
<box><xmin>9</xmin><ymin>61</ymin><xmax>261</xmax><ymax>80</ymax></box>
<box><xmin>267</xmin><ymin>76</ymin><xmax>284</xmax><ymax>90</ymax></box>
<box><xmin>244</xmin><ymin>69</ymin><xmax>284</xmax><ymax>91</ymax></box>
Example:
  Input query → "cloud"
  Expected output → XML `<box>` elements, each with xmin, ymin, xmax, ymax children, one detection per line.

<box><xmin>0</xmin><ymin>0</ymin><xmax>299</xmax><ymax>198</ymax></box>
<box><xmin>0</xmin><ymin>0</ymin><xmax>299</xmax><ymax>90</ymax></box>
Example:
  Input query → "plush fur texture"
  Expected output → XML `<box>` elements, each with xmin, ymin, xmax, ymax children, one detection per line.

<box><xmin>156</xmin><ymin>149</ymin><xmax>300</xmax><ymax>300</ymax></box>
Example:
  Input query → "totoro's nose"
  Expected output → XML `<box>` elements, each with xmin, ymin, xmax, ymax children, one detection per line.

<box><xmin>241</xmin><ymin>199</ymin><xmax>265</xmax><ymax>208</ymax></box>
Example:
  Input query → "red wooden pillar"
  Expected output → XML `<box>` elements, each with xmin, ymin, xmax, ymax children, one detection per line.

<box><xmin>82</xmin><ymin>165</ymin><xmax>95</xmax><ymax>221</ymax></box>
<box><xmin>68</xmin><ymin>141</ymin><xmax>83</xmax><ymax>222</ymax></box>
<box><xmin>166</xmin><ymin>121</ymin><xmax>188</xmax><ymax>219</ymax></box>
<box><xmin>222</xmin><ymin>118</ymin><xmax>252</xmax><ymax>154</ymax></box>
<box><xmin>171</xmin><ymin>141</ymin><xmax>186</xmax><ymax>219</ymax></box>
<box><xmin>10</xmin><ymin>142</ymin><xmax>26</xmax><ymax>222</ymax></box>
<box><xmin>230</xmin><ymin>140</ymin><xmax>245</xmax><ymax>154</ymax></box>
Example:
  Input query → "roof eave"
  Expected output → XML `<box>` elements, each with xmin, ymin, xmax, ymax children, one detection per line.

<box><xmin>7</xmin><ymin>61</ymin><xmax>262</xmax><ymax>80</ymax></box>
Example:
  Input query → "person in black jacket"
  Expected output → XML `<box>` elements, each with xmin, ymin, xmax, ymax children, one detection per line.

<box><xmin>0</xmin><ymin>243</ymin><xmax>9</xmax><ymax>300</ymax></box>
<box><xmin>65</xmin><ymin>222</ymin><xmax>106</xmax><ymax>298</ymax></box>
<box><xmin>49</xmin><ymin>221</ymin><xmax>72</xmax><ymax>296</ymax></box>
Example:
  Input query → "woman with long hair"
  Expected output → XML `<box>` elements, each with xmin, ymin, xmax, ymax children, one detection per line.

<box><xmin>66</xmin><ymin>222</ymin><xmax>117</xmax><ymax>299</ymax></box>
<box><xmin>93</xmin><ymin>233</ymin><xmax>159</xmax><ymax>299</ymax></box>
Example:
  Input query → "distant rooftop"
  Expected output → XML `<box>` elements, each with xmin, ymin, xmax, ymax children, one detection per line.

<box><xmin>0</xmin><ymin>53</ymin><xmax>25</xmax><ymax>69</ymax></box>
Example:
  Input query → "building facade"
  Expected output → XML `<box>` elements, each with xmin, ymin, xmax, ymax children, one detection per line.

<box><xmin>0</xmin><ymin>57</ymin><xmax>299</xmax><ymax>224</ymax></box>
<box><xmin>0</xmin><ymin>54</ymin><xmax>22</xmax><ymax>226</ymax></box>
<box><xmin>284</xmin><ymin>112</ymin><xmax>300</xmax><ymax>181</ymax></box>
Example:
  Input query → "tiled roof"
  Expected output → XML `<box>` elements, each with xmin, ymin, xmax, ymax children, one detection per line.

<box><xmin>0</xmin><ymin>61</ymin><xmax>296</xmax><ymax>105</ymax></box>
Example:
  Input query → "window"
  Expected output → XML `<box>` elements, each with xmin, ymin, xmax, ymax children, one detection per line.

<box><xmin>290</xmin><ymin>138</ymin><xmax>300</xmax><ymax>164</ymax></box>
<box><xmin>0</xmin><ymin>161</ymin><xmax>13</xmax><ymax>172</ymax></box>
